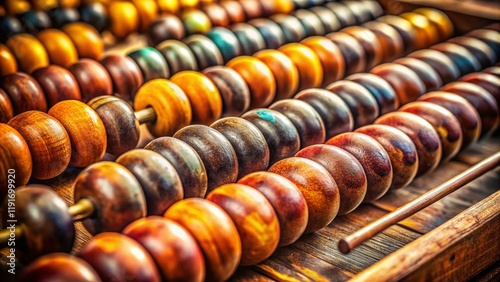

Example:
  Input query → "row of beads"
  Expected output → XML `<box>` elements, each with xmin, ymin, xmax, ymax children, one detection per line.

<box><xmin>12</xmin><ymin>62</ymin><xmax>500</xmax><ymax>282</ymax></box>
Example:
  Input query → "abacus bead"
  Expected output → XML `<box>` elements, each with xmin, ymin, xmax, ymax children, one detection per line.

<box><xmin>242</xmin><ymin>109</ymin><xmax>300</xmax><ymax>165</ymax></box>
<box><xmin>69</xmin><ymin>59</ymin><xmax>113</xmax><ymax>102</ymax></box>
<box><xmin>342</xmin><ymin>26</ymin><xmax>383</xmax><ymax>69</ymax></box>
<box><xmin>418</xmin><ymin>91</ymin><xmax>481</xmax><ymax>151</ymax></box>
<box><xmin>240</xmin><ymin>0</ymin><xmax>263</xmax><ymax>20</ymax></box>
<box><xmin>207</xmin><ymin>184</ymin><xmax>280</xmax><ymax>265</ymax></box>
<box><xmin>128</xmin><ymin>47</ymin><xmax>170</xmax><ymax>82</ymax></box>
<box><xmin>0</xmin><ymin>124</ymin><xmax>32</xmax><ymax>195</ymax></box>
<box><xmin>100</xmin><ymin>54</ymin><xmax>143</xmax><ymax>104</ymax></box>
<box><xmin>6</xmin><ymin>34</ymin><xmax>49</xmax><ymax>73</ymax></box>
<box><xmin>253</xmin><ymin>49</ymin><xmax>298</xmax><ymax>101</ymax></box>
<box><xmin>62</xmin><ymin>22</ymin><xmax>104</xmax><ymax>60</ymax></box>
<box><xmin>309</xmin><ymin>6</ymin><xmax>341</xmax><ymax>34</ymax></box>
<box><xmin>164</xmin><ymin>199</ymin><xmax>241</xmax><ymax>282</ymax></box>
<box><xmin>270</xmin><ymin>99</ymin><xmax>326</xmax><ymax>148</ymax></box>
<box><xmin>375</xmin><ymin>112</ymin><xmax>442</xmax><ymax>176</ymax></box>
<box><xmin>460</xmin><ymin>73</ymin><xmax>500</xmax><ymax>108</ymax></box>
<box><xmin>400</xmin><ymin>12</ymin><xmax>439</xmax><ymax>49</ymax></box>
<box><xmin>296</xmin><ymin>145</ymin><xmax>367</xmax><ymax>215</ymax></box>
<box><xmin>269</xmin><ymin>157</ymin><xmax>340</xmax><ymax>234</ymax></box>
<box><xmin>362</xmin><ymin>21</ymin><xmax>404</xmax><ymax>63</ymax></box>
<box><xmin>170</xmin><ymin>71</ymin><xmax>222</xmax><ymax>125</ymax></box>
<box><xmin>0</xmin><ymin>72</ymin><xmax>47</xmax><ymax>114</ymax></box>
<box><xmin>327</xmin><ymin>32</ymin><xmax>366</xmax><ymax>75</ymax></box>
<box><xmin>156</xmin><ymin>40</ymin><xmax>198</xmax><ymax>74</ymax></box>
<box><xmin>466</xmin><ymin>29</ymin><xmax>500</xmax><ymax>59</ymax></box>
<box><xmin>376</xmin><ymin>15</ymin><xmax>417</xmax><ymax>55</ymax></box>
<box><xmin>248</xmin><ymin>18</ymin><xmax>286</xmax><ymax>49</ymax></box>
<box><xmin>203</xmin><ymin>66</ymin><xmax>250</xmax><ymax>117</ymax></box>
<box><xmin>122</xmin><ymin>217</ymin><xmax>205</xmax><ymax>282</ymax></box>
<box><xmin>362</xmin><ymin>0</ymin><xmax>384</xmax><ymax>19</ymax></box>
<box><xmin>78</xmin><ymin>233</ymin><xmax>161</xmax><ymax>282</ymax></box>
<box><xmin>48</xmin><ymin>100</ymin><xmax>106</xmax><ymax>167</ymax></box>
<box><xmin>211</xmin><ymin>117</ymin><xmax>269</xmax><ymax>178</ymax></box>
<box><xmin>327</xmin><ymin>132</ymin><xmax>393</xmax><ymax>202</ymax></box>
<box><xmin>74</xmin><ymin>162</ymin><xmax>147</xmax><ymax>234</ymax></box>
<box><xmin>8</xmin><ymin>111</ymin><xmax>71</xmax><ymax>179</ymax></box>
<box><xmin>270</xmin><ymin>14</ymin><xmax>305</xmax><ymax>43</ymax></box>
<box><xmin>326</xmin><ymin>80</ymin><xmax>379</xmax><ymax>129</ymax></box>
<box><xmin>227</xmin><ymin>56</ymin><xmax>276</xmax><ymax>108</ymax></box>
<box><xmin>279</xmin><ymin>43</ymin><xmax>323</xmax><ymax>91</ymax></box>
<box><xmin>448</xmin><ymin>36</ymin><xmax>497</xmax><ymax>69</ymax></box>
<box><xmin>107</xmin><ymin>1</ymin><xmax>139</xmax><ymax>39</ymax></box>
<box><xmin>31</xmin><ymin>65</ymin><xmax>81</xmax><ymax>107</ymax></box>
<box><xmin>0</xmin><ymin>44</ymin><xmax>17</xmax><ymax>76</ymax></box>
<box><xmin>79</xmin><ymin>2</ymin><xmax>108</xmax><ymax>33</ymax></box>
<box><xmin>483</xmin><ymin>66</ymin><xmax>500</xmax><ymax>77</ymax></box>
<box><xmin>88</xmin><ymin>96</ymin><xmax>140</xmax><ymax>156</ymax></box>
<box><xmin>147</xmin><ymin>15</ymin><xmax>185</xmax><ymax>46</ymax></box>
<box><xmin>36</xmin><ymin>29</ymin><xmax>77</xmax><ymax>68</ymax></box>
<box><xmin>181</xmin><ymin>9</ymin><xmax>212</xmax><ymax>34</ymax></box>
<box><xmin>49</xmin><ymin>7</ymin><xmax>80</xmax><ymax>28</ymax></box>
<box><xmin>394</xmin><ymin>57</ymin><xmax>442</xmax><ymax>92</ymax></box>
<box><xmin>370</xmin><ymin>63</ymin><xmax>426</xmax><ymax>106</ymax></box>
<box><xmin>206</xmin><ymin>27</ymin><xmax>242</xmax><ymax>63</ymax></box>
<box><xmin>346</xmin><ymin>73</ymin><xmax>399</xmax><ymax>115</ymax></box>
<box><xmin>1</xmin><ymin>186</ymin><xmax>74</xmax><ymax>261</ymax></box>
<box><xmin>325</xmin><ymin>2</ymin><xmax>356</xmax><ymax>28</ymax></box>
<box><xmin>0</xmin><ymin>89</ymin><xmax>13</xmax><ymax>122</ymax></box>
<box><xmin>184</xmin><ymin>34</ymin><xmax>224</xmax><ymax>70</ymax></box>
<box><xmin>231</xmin><ymin>23</ymin><xmax>266</xmax><ymax>56</ymax></box>
<box><xmin>20</xmin><ymin>253</ymin><xmax>101</xmax><ymax>282</ymax></box>
<box><xmin>414</xmin><ymin>8</ymin><xmax>454</xmax><ymax>40</ymax></box>
<box><xmin>408</xmin><ymin>49</ymin><xmax>460</xmax><ymax>84</ymax></box>
<box><xmin>355</xmin><ymin>124</ymin><xmax>418</xmax><ymax>190</ymax></box>
<box><xmin>220</xmin><ymin>0</ymin><xmax>245</xmax><ymax>24</ymax></box>
<box><xmin>145</xmin><ymin>137</ymin><xmax>207</xmax><ymax>198</ymax></box>
<box><xmin>295</xmin><ymin>88</ymin><xmax>354</xmax><ymax>139</ymax></box>
<box><xmin>0</xmin><ymin>16</ymin><xmax>23</xmax><ymax>43</ymax></box>
<box><xmin>294</xmin><ymin>9</ymin><xmax>325</xmax><ymax>37</ymax></box>
<box><xmin>117</xmin><ymin>149</ymin><xmax>183</xmax><ymax>215</ymax></box>
<box><xmin>430</xmin><ymin>43</ymin><xmax>481</xmax><ymax>76</ymax></box>
<box><xmin>343</xmin><ymin>0</ymin><xmax>372</xmax><ymax>23</ymax></box>
<box><xmin>174</xmin><ymin>125</ymin><xmax>238</xmax><ymax>192</ymax></box>
<box><xmin>301</xmin><ymin>36</ymin><xmax>345</xmax><ymax>86</ymax></box>
<box><xmin>133</xmin><ymin>0</ymin><xmax>159</xmax><ymax>32</ymax></box>
<box><xmin>157</xmin><ymin>0</ymin><xmax>180</xmax><ymax>14</ymax></box>
<box><xmin>201</xmin><ymin>2</ymin><xmax>230</xmax><ymax>28</ymax></box>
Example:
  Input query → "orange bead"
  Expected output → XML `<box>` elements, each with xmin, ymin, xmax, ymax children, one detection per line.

<box><xmin>0</xmin><ymin>88</ymin><xmax>14</xmax><ymax>122</ymax></box>
<box><xmin>108</xmin><ymin>1</ymin><xmax>140</xmax><ymax>39</ymax></box>
<box><xmin>6</xmin><ymin>34</ymin><xmax>49</xmax><ymax>73</ymax></box>
<box><xmin>180</xmin><ymin>0</ymin><xmax>199</xmax><ymax>8</ymax></box>
<box><xmin>400</xmin><ymin>12</ymin><xmax>440</xmax><ymax>49</ymax></box>
<box><xmin>37</xmin><ymin>29</ymin><xmax>78</xmax><ymax>68</ymax></box>
<box><xmin>279</xmin><ymin>43</ymin><xmax>323</xmax><ymax>92</ymax></box>
<box><xmin>62</xmin><ymin>22</ymin><xmax>104</xmax><ymax>60</ymax></box>
<box><xmin>341</xmin><ymin>26</ymin><xmax>384</xmax><ymax>70</ymax></box>
<box><xmin>301</xmin><ymin>36</ymin><xmax>345</xmax><ymax>86</ymax></box>
<box><xmin>20</xmin><ymin>254</ymin><xmax>100</xmax><ymax>282</ymax></box>
<box><xmin>414</xmin><ymin>8</ymin><xmax>454</xmax><ymax>41</ymax></box>
<box><xmin>133</xmin><ymin>0</ymin><xmax>159</xmax><ymax>32</ymax></box>
<box><xmin>157</xmin><ymin>0</ymin><xmax>180</xmax><ymax>14</ymax></box>
<box><xmin>254</xmin><ymin>49</ymin><xmax>298</xmax><ymax>101</ymax></box>
<box><xmin>0</xmin><ymin>44</ymin><xmax>17</xmax><ymax>76</ymax></box>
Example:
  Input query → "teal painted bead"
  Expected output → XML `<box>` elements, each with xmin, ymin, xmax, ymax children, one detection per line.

<box><xmin>205</xmin><ymin>27</ymin><xmax>242</xmax><ymax>63</ymax></box>
<box><xmin>128</xmin><ymin>47</ymin><xmax>170</xmax><ymax>82</ymax></box>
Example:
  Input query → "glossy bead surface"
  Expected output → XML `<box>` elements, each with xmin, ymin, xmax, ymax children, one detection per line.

<box><xmin>147</xmin><ymin>15</ymin><xmax>185</xmax><ymax>46</ymax></box>
<box><xmin>0</xmin><ymin>89</ymin><xmax>13</xmax><ymax>122</ymax></box>
<box><xmin>6</xmin><ymin>34</ymin><xmax>49</xmax><ymax>73</ymax></box>
<box><xmin>269</xmin><ymin>157</ymin><xmax>340</xmax><ymax>234</ymax></box>
<box><xmin>325</xmin><ymin>2</ymin><xmax>356</xmax><ymax>28</ymax></box>
<box><xmin>0</xmin><ymin>44</ymin><xmax>17</xmax><ymax>76</ymax></box>
<box><xmin>342</xmin><ymin>26</ymin><xmax>383</xmax><ymax>69</ymax></box>
<box><xmin>182</xmin><ymin>8</ymin><xmax>212</xmax><ymax>34</ymax></box>
<box><xmin>414</xmin><ymin>8</ymin><xmax>454</xmax><ymax>40</ymax></box>
<box><xmin>460</xmin><ymin>72</ymin><xmax>500</xmax><ymax>108</ymax></box>
<box><xmin>270</xmin><ymin>14</ymin><xmax>305</xmax><ymax>43</ymax></box>
<box><xmin>279</xmin><ymin>43</ymin><xmax>323</xmax><ymax>91</ymax></box>
<box><xmin>48</xmin><ymin>7</ymin><xmax>80</xmax><ymax>28</ymax></box>
<box><xmin>69</xmin><ymin>59</ymin><xmax>112</xmax><ymax>103</ymax></box>
<box><xmin>79</xmin><ymin>2</ymin><xmax>108</xmax><ymax>33</ymax></box>
<box><xmin>376</xmin><ymin>15</ymin><xmax>417</xmax><ymax>55</ymax></box>
<box><xmin>343</xmin><ymin>0</ymin><xmax>372</xmax><ymax>23</ymax></box>
<box><xmin>184</xmin><ymin>34</ymin><xmax>224</xmax><ymax>70</ymax></box>
<box><xmin>400</xmin><ymin>12</ymin><xmax>439</xmax><ymax>49</ymax></box>
<box><xmin>240</xmin><ymin>0</ymin><xmax>263</xmax><ymax>20</ymax></box>
<box><xmin>309</xmin><ymin>6</ymin><xmax>341</xmax><ymax>34</ymax></box>
<box><xmin>128</xmin><ymin>47</ymin><xmax>169</xmax><ymax>82</ymax></box>
<box><xmin>408</xmin><ymin>49</ymin><xmax>460</xmax><ymax>84</ymax></box>
<box><xmin>201</xmin><ymin>2</ymin><xmax>230</xmax><ymax>28</ymax></box>
<box><xmin>0</xmin><ymin>124</ymin><xmax>31</xmax><ymax>192</ymax></box>
<box><xmin>430</xmin><ymin>43</ymin><xmax>481</xmax><ymax>76</ymax></box>
<box><xmin>248</xmin><ymin>18</ymin><xmax>286</xmax><ymax>49</ymax></box>
<box><xmin>362</xmin><ymin>21</ymin><xmax>404</xmax><ymax>63</ymax></box>
<box><xmin>0</xmin><ymin>16</ymin><xmax>23</xmax><ymax>42</ymax></box>
<box><xmin>346</xmin><ymin>73</ymin><xmax>399</xmax><ymax>115</ymax></box>
<box><xmin>107</xmin><ymin>1</ymin><xmax>139</xmax><ymax>39</ymax></box>
<box><xmin>394</xmin><ymin>57</ymin><xmax>442</xmax><ymax>92</ymax></box>
<box><xmin>301</xmin><ymin>36</ymin><xmax>345</xmax><ymax>86</ymax></box>
<box><xmin>156</xmin><ymin>40</ymin><xmax>198</xmax><ymax>75</ymax></box>
<box><xmin>221</xmin><ymin>0</ymin><xmax>245</xmax><ymax>24</ymax></box>
<box><xmin>466</xmin><ymin>29</ymin><xmax>500</xmax><ymax>59</ymax></box>
<box><xmin>448</xmin><ymin>36</ymin><xmax>497</xmax><ymax>69</ymax></box>
<box><xmin>100</xmin><ymin>54</ymin><xmax>143</xmax><ymax>104</ymax></box>
<box><xmin>74</xmin><ymin>162</ymin><xmax>147</xmax><ymax>234</ymax></box>
<box><xmin>36</xmin><ymin>29</ymin><xmax>78</xmax><ymax>68</ymax></box>
<box><xmin>0</xmin><ymin>72</ymin><xmax>47</xmax><ymax>114</ymax></box>
<box><xmin>326</xmin><ymin>32</ymin><xmax>366</xmax><ymax>75</ymax></box>
<box><xmin>62</xmin><ymin>22</ymin><xmax>103</xmax><ymax>60</ymax></box>
<box><xmin>206</xmin><ymin>27</ymin><xmax>241</xmax><ymax>63</ymax></box>
<box><xmin>32</xmin><ymin>65</ymin><xmax>81</xmax><ymax>107</ymax></box>
<box><xmin>294</xmin><ymin>9</ymin><xmax>325</xmax><ymax>37</ymax></box>
<box><xmin>133</xmin><ymin>0</ymin><xmax>159</xmax><ymax>32</ymax></box>
<box><xmin>231</xmin><ymin>23</ymin><xmax>266</xmax><ymax>56</ymax></box>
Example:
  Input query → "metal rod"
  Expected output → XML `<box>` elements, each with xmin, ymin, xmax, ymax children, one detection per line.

<box><xmin>69</xmin><ymin>198</ymin><xmax>95</xmax><ymax>222</ymax></box>
<box><xmin>338</xmin><ymin>152</ymin><xmax>500</xmax><ymax>254</ymax></box>
<box><xmin>135</xmin><ymin>107</ymin><xmax>157</xmax><ymax>124</ymax></box>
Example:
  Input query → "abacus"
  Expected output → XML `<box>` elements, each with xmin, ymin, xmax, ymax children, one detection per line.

<box><xmin>0</xmin><ymin>0</ymin><xmax>499</xmax><ymax>281</ymax></box>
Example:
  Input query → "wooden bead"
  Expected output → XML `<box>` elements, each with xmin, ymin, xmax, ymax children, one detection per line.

<box><xmin>182</xmin><ymin>8</ymin><xmax>212</xmax><ymax>34</ymax></box>
<box><xmin>263</xmin><ymin>0</ymin><xmax>294</xmax><ymax>15</ymax></box>
<box><xmin>206</xmin><ymin>27</ymin><xmax>242</xmax><ymax>63</ymax></box>
<box><xmin>0</xmin><ymin>124</ymin><xmax>31</xmax><ymax>198</ymax></box>
<box><xmin>309</xmin><ymin>6</ymin><xmax>341</xmax><ymax>34</ymax></box>
<box><xmin>123</xmin><ymin>217</ymin><xmax>205</xmax><ymax>282</ymax></box>
<box><xmin>211</xmin><ymin>117</ymin><xmax>269</xmax><ymax>178</ymax></box>
<box><xmin>156</xmin><ymin>40</ymin><xmax>198</xmax><ymax>75</ymax></box>
<box><xmin>240</xmin><ymin>0</ymin><xmax>263</xmax><ymax>20</ymax></box>
<box><xmin>0</xmin><ymin>88</ymin><xmax>14</xmax><ymax>122</ymax></box>
<box><xmin>203</xmin><ymin>66</ymin><xmax>250</xmax><ymax>117</ymax></box>
<box><xmin>325</xmin><ymin>2</ymin><xmax>356</xmax><ymax>28</ymax></box>
<box><xmin>400</xmin><ymin>12</ymin><xmax>439</xmax><ymax>49</ymax></box>
<box><xmin>184</xmin><ymin>34</ymin><xmax>224</xmax><ymax>70</ymax></box>
<box><xmin>301</xmin><ymin>36</ymin><xmax>345</xmax><ymax>86</ymax></box>
<box><xmin>296</xmin><ymin>144</ymin><xmax>367</xmax><ymax>215</ymax></box>
<box><xmin>227</xmin><ymin>56</ymin><xmax>276</xmax><ymax>108</ymax></box>
<box><xmin>74</xmin><ymin>162</ymin><xmax>147</xmax><ymax>234</ymax></box>
<box><xmin>0</xmin><ymin>16</ymin><xmax>23</xmax><ymax>43</ymax></box>
<box><xmin>270</xmin><ymin>14</ymin><xmax>306</xmax><ymax>43</ymax></box>
<box><xmin>132</xmin><ymin>0</ymin><xmax>159</xmax><ymax>32</ymax></box>
<box><xmin>220</xmin><ymin>0</ymin><xmax>245</xmax><ymax>24</ymax></box>
<box><xmin>164</xmin><ymin>198</ymin><xmax>241</xmax><ymax>282</ymax></box>
<box><xmin>248</xmin><ymin>18</ymin><xmax>286</xmax><ymax>49</ymax></box>
<box><xmin>279</xmin><ymin>43</ymin><xmax>323</xmax><ymax>91</ymax></box>
<box><xmin>355</xmin><ymin>124</ymin><xmax>418</xmax><ymax>190</ymax></box>
<box><xmin>371</xmin><ymin>63</ymin><xmax>426</xmax><ymax>106</ymax></box>
<box><xmin>430</xmin><ymin>43</ymin><xmax>481</xmax><ymax>77</ymax></box>
<box><xmin>269</xmin><ymin>157</ymin><xmax>340</xmax><ymax>233</ymax></box>
<box><xmin>100</xmin><ymin>54</ymin><xmax>143</xmax><ymax>104</ymax></box>
<box><xmin>414</xmin><ymin>8</ymin><xmax>453</xmax><ymax>41</ymax></box>
<box><xmin>408</xmin><ymin>49</ymin><xmax>460</xmax><ymax>84</ymax></box>
<box><xmin>346</xmin><ymin>73</ymin><xmax>399</xmax><ymax>115</ymax></box>
<box><xmin>394</xmin><ymin>57</ymin><xmax>442</xmax><ymax>92</ymax></box>
<box><xmin>448</xmin><ymin>36</ymin><xmax>497</xmax><ymax>69</ymax></box>
<box><xmin>326</xmin><ymin>80</ymin><xmax>379</xmax><ymax>129</ymax></box>
<box><xmin>376</xmin><ymin>15</ymin><xmax>417</xmax><ymax>55</ymax></box>
<box><xmin>36</xmin><ymin>29</ymin><xmax>78</xmax><ymax>68</ymax></box>
<box><xmin>88</xmin><ymin>96</ymin><xmax>140</xmax><ymax>156</ymax></box>
<box><xmin>362</xmin><ymin>21</ymin><xmax>404</xmax><ymax>63</ymax></box>
<box><xmin>242</xmin><ymin>109</ymin><xmax>300</xmax><ymax>165</ymax></box>
<box><xmin>48</xmin><ymin>100</ymin><xmax>106</xmax><ymax>167</ymax></box>
<box><xmin>238</xmin><ymin>171</ymin><xmax>307</xmax><ymax>246</ymax></box>
<box><xmin>460</xmin><ymin>72</ymin><xmax>500</xmax><ymax>109</ymax></box>
<box><xmin>170</xmin><ymin>71</ymin><xmax>222</xmax><ymax>125</ymax></box>
<box><xmin>441</xmin><ymin>82</ymin><xmax>499</xmax><ymax>138</ymax></box>
<box><xmin>128</xmin><ymin>47</ymin><xmax>170</xmax><ymax>82</ymax></box>
<box><xmin>327</xmin><ymin>132</ymin><xmax>393</xmax><ymax>202</ymax></box>
<box><xmin>0</xmin><ymin>72</ymin><xmax>47</xmax><ymax>114</ymax></box>
<box><xmin>400</xmin><ymin>101</ymin><xmax>463</xmax><ymax>163</ymax></box>
<box><xmin>20</xmin><ymin>11</ymin><xmax>51</xmax><ymax>32</ymax></box>
<box><xmin>62</xmin><ymin>22</ymin><xmax>103</xmax><ymax>60</ymax></box>
<box><xmin>147</xmin><ymin>15</ymin><xmax>185</xmax><ymax>46</ymax></box>
<box><xmin>231</xmin><ymin>23</ymin><xmax>266</xmax><ymax>56</ymax></box>
<box><xmin>327</xmin><ymin>32</ymin><xmax>366</xmax><ymax>75</ymax></box>
<box><xmin>117</xmin><ymin>149</ymin><xmax>183</xmax><ymax>215</ymax></box>
<box><xmin>157</xmin><ymin>0</ymin><xmax>180</xmax><ymax>14</ymax></box>
<box><xmin>295</xmin><ymin>88</ymin><xmax>354</xmax><ymax>139</ymax></box>
<box><xmin>145</xmin><ymin>137</ymin><xmax>207</xmax><ymax>198</ymax></box>
<box><xmin>6</xmin><ymin>34</ymin><xmax>49</xmax><ymax>73</ymax></box>
<box><xmin>201</xmin><ymin>2</ymin><xmax>230</xmax><ymax>28</ymax></box>
<box><xmin>20</xmin><ymin>253</ymin><xmax>100</xmax><ymax>282</ymax></box>
<box><xmin>483</xmin><ymin>66</ymin><xmax>500</xmax><ymax>77</ymax></box>
<box><xmin>107</xmin><ymin>1</ymin><xmax>139</xmax><ymax>39</ymax></box>
<box><xmin>2</xmin><ymin>186</ymin><xmax>74</xmax><ymax>261</ymax></box>
<box><xmin>466</xmin><ymin>29</ymin><xmax>500</xmax><ymax>59</ymax></box>
<box><xmin>32</xmin><ymin>65</ymin><xmax>81</xmax><ymax>107</ymax></box>
<box><xmin>375</xmin><ymin>112</ymin><xmax>442</xmax><ymax>177</ymax></box>
<box><xmin>270</xmin><ymin>99</ymin><xmax>325</xmax><ymax>148</ymax></box>
<box><xmin>294</xmin><ymin>9</ymin><xmax>325</xmax><ymax>37</ymax></box>
<box><xmin>48</xmin><ymin>7</ymin><xmax>80</xmax><ymax>28</ymax></box>
<box><xmin>342</xmin><ymin>26</ymin><xmax>383</xmax><ymax>69</ymax></box>
<box><xmin>418</xmin><ymin>91</ymin><xmax>481</xmax><ymax>151</ymax></box>
<box><xmin>69</xmin><ymin>59</ymin><xmax>113</xmax><ymax>103</ymax></box>
<box><xmin>174</xmin><ymin>125</ymin><xmax>238</xmax><ymax>192</ymax></box>
<box><xmin>363</xmin><ymin>0</ymin><xmax>384</xmax><ymax>18</ymax></box>
<box><xmin>8</xmin><ymin>111</ymin><xmax>70</xmax><ymax>179</ymax></box>
<box><xmin>79</xmin><ymin>2</ymin><xmax>108</xmax><ymax>33</ymax></box>
<box><xmin>0</xmin><ymin>43</ymin><xmax>18</xmax><ymax>76</ymax></box>
<box><xmin>343</xmin><ymin>0</ymin><xmax>372</xmax><ymax>24</ymax></box>
<box><xmin>79</xmin><ymin>233</ymin><xmax>161</xmax><ymax>282</ymax></box>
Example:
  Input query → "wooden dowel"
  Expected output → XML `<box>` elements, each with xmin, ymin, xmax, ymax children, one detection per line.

<box><xmin>338</xmin><ymin>152</ymin><xmax>500</xmax><ymax>254</ymax></box>
<box><xmin>135</xmin><ymin>107</ymin><xmax>157</xmax><ymax>124</ymax></box>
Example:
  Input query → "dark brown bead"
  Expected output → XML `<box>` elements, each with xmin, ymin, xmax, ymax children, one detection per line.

<box><xmin>100</xmin><ymin>54</ymin><xmax>143</xmax><ymax>104</ymax></box>
<box><xmin>346</xmin><ymin>73</ymin><xmax>399</xmax><ymax>115</ymax></box>
<box><xmin>376</xmin><ymin>15</ymin><xmax>417</xmax><ymax>55</ymax></box>
<box><xmin>301</xmin><ymin>36</ymin><xmax>345</xmax><ymax>86</ymax></box>
<box><xmin>184</xmin><ymin>34</ymin><xmax>224</xmax><ymax>70</ymax></box>
<box><xmin>74</xmin><ymin>162</ymin><xmax>147</xmax><ymax>234</ymax></box>
<box><xmin>240</xmin><ymin>0</ymin><xmax>263</xmax><ymax>20</ymax></box>
<box><xmin>309</xmin><ymin>6</ymin><xmax>341</xmax><ymax>34</ymax></box>
<box><xmin>127</xmin><ymin>47</ymin><xmax>170</xmax><ymax>82</ymax></box>
<box><xmin>448</xmin><ymin>36</ymin><xmax>497</xmax><ymax>69</ymax></box>
<box><xmin>31</xmin><ymin>65</ymin><xmax>81</xmax><ymax>107</ymax></box>
<box><xmin>0</xmin><ymin>88</ymin><xmax>14</xmax><ymax>123</ymax></box>
<box><xmin>326</xmin><ymin>32</ymin><xmax>366</xmax><ymax>75</ymax></box>
<box><xmin>394</xmin><ymin>57</ymin><xmax>443</xmax><ymax>92</ymax></box>
<box><xmin>156</xmin><ymin>40</ymin><xmax>198</xmax><ymax>75</ymax></box>
<box><xmin>242</xmin><ymin>109</ymin><xmax>300</xmax><ymax>166</ymax></box>
<box><xmin>407</xmin><ymin>49</ymin><xmax>460</xmax><ymax>84</ymax></box>
<box><xmin>147</xmin><ymin>14</ymin><xmax>185</xmax><ymax>46</ymax></box>
<box><xmin>362</xmin><ymin>21</ymin><xmax>404</xmax><ymax>63</ymax></box>
<box><xmin>270</xmin><ymin>14</ymin><xmax>306</xmax><ymax>43</ymax></box>
<box><xmin>430</xmin><ymin>43</ymin><xmax>481</xmax><ymax>76</ymax></box>
<box><xmin>341</xmin><ymin>26</ymin><xmax>383</xmax><ymax>69</ymax></box>
<box><xmin>88</xmin><ymin>96</ymin><xmax>140</xmax><ymax>156</ymax></box>
<box><xmin>248</xmin><ymin>18</ymin><xmax>286</xmax><ymax>49</ymax></box>
<box><xmin>174</xmin><ymin>125</ymin><xmax>238</xmax><ymax>192</ymax></box>
<box><xmin>220</xmin><ymin>0</ymin><xmax>246</xmax><ymax>24</ymax></box>
<box><xmin>69</xmin><ymin>59</ymin><xmax>113</xmax><ymax>103</ymax></box>
<box><xmin>293</xmin><ymin>9</ymin><xmax>325</xmax><ymax>37</ymax></box>
<box><xmin>231</xmin><ymin>23</ymin><xmax>266</xmax><ymax>56</ymax></box>
<box><xmin>211</xmin><ymin>117</ymin><xmax>269</xmax><ymax>178</ymax></box>
<box><xmin>460</xmin><ymin>73</ymin><xmax>500</xmax><ymax>109</ymax></box>
<box><xmin>0</xmin><ymin>72</ymin><xmax>47</xmax><ymax>114</ymax></box>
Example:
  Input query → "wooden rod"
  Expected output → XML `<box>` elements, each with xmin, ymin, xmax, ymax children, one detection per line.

<box><xmin>135</xmin><ymin>107</ymin><xmax>157</xmax><ymax>124</ymax></box>
<box><xmin>338</xmin><ymin>152</ymin><xmax>500</xmax><ymax>254</ymax></box>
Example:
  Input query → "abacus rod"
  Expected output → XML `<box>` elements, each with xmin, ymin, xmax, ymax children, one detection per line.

<box><xmin>135</xmin><ymin>107</ymin><xmax>157</xmax><ymax>124</ymax></box>
<box><xmin>338</xmin><ymin>152</ymin><xmax>500</xmax><ymax>254</ymax></box>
